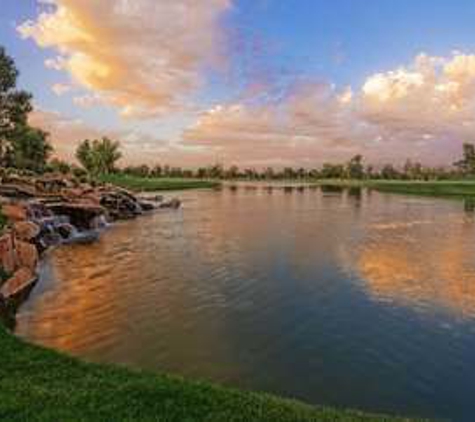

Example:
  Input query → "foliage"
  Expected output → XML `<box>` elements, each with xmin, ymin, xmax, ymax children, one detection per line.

<box><xmin>76</xmin><ymin>137</ymin><xmax>122</xmax><ymax>175</ymax></box>
<box><xmin>8</xmin><ymin>126</ymin><xmax>52</xmax><ymax>172</ymax></box>
<box><xmin>0</xmin><ymin>326</ymin><xmax>419</xmax><ymax>422</ymax></box>
<box><xmin>47</xmin><ymin>158</ymin><xmax>72</xmax><ymax>175</ymax></box>
<box><xmin>0</xmin><ymin>46</ymin><xmax>51</xmax><ymax>172</ymax></box>
<box><xmin>0</xmin><ymin>266</ymin><xmax>10</xmax><ymax>285</ymax></box>
<box><xmin>346</xmin><ymin>155</ymin><xmax>365</xmax><ymax>179</ymax></box>
<box><xmin>0</xmin><ymin>209</ymin><xmax>6</xmax><ymax>232</ymax></box>
<box><xmin>454</xmin><ymin>143</ymin><xmax>475</xmax><ymax>175</ymax></box>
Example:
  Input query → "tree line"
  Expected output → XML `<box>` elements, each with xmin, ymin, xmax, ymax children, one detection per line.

<box><xmin>111</xmin><ymin>151</ymin><xmax>475</xmax><ymax>181</ymax></box>
<box><xmin>2</xmin><ymin>44</ymin><xmax>475</xmax><ymax>182</ymax></box>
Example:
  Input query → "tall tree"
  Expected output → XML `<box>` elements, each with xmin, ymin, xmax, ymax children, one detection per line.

<box><xmin>75</xmin><ymin>139</ymin><xmax>95</xmax><ymax>173</ymax></box>
<box><xmin>93</xmin><ymin>137</ymin><xmax>122</xmax><ymax>174</ymax></box>
<box><xmin>9</xmin><ymin>126</ymin><xmax>52</xmax><ymax>172</ymax></box>
<box><xmin>75</xmin><ymin>137</ymin><xmax>122</xmax><ymax>175</ymax></box>
<box><xmin>454</xmin><ymin>143</ymin><xmax>475</xmax><ymax>175</ymax></box>
<box><xmin>0</xmin><ymin>46</ymin><xmax>51</xmax><ymax>171</ymax></box>
<box><xmin>346</xmin><ymin>155</ymin><xmax>364</xmax><ymax>179</ymax></box>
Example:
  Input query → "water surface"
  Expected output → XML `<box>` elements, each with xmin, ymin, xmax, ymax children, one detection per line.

<box><xmin>16</xmin><ymin>187</ymin><xmax>475</xmax><ymax>421</ymax></box>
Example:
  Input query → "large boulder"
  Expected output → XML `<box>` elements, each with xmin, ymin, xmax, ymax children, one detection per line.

<box><xmin>13</xmin><ymin>221</ymin><xmax>40</xmax><ymax>241</ymax></box>
<box><xmin>0</xmin><ymin>267</ymin><xmax>36</xmax><ymax>299</ymax></box>
<box><xmin>0</xmin><ymin>234</ymin><xmax>16</xmax><ymax>274</ymax></box>
<box><xmin>1</xmin><ymin>204</ymin><xmax>28</xmax><ymax>221</ymax></box>
<box><xmin>47</xmin><ymin>202</ymin><xmax>106</xmax><ymax>230</ymax></box>
<box><xmin>15</xmin><ymin>241</ymin><xmax>39</xmax><ymax>272</ymax></box>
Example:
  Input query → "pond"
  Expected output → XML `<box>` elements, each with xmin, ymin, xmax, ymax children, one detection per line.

<box><xmin>15</xmin><ymin>186</ymin><xmax>475</xmax><ymax>421</ymax></box>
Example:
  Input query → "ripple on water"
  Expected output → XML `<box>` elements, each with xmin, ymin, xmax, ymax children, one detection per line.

<box><xmin>15</xmin><ymin>188</ymin><xmax>475</xmax><ymax>422</ymax></box>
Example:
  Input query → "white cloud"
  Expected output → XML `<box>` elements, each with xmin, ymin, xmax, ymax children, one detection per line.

<box><xmin>51</xmin><ymin>83</ymin><xmax>71</xmax><ymax>96</ymax></box>
<box><xmin>183</xmin><ymin>52</ymin><xmax>475</xmax><ymax>166</ymax></box>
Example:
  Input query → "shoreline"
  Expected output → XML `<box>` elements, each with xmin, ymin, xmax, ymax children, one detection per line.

<box><xmin>0</xmin><ymin>175</ymin><xmax>427</xmax><ymax>421</ymax></box>
<box><xmin>0</xmin><ymin>325</ymin><xmax>421</xmax><ymax>421</ymax></box>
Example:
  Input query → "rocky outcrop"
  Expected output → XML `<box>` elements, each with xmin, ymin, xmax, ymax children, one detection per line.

<box><xmin>0</xmin><ymin>226</ymin><xmax>39</xmax><ymax>321</ymax></box>
<box><xmin>0</xmin><ymin>171</ymin><xmax>182</xmax><ymax>327</ymax></box>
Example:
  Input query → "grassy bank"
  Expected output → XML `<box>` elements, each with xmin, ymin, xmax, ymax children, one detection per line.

<box><xmin>99</xmin><ymin>174</ymin><xmax>221</xmax><ymax>192</ymax></box>
<box><xmin>0</xmin><ymin>326</ymin><xmax>421</xmax><ymax>422</ymax></box>
<box><xmin>314</xmin><ymin>180</ymin><xmax>475</xmax><ymax>199</ymax></box>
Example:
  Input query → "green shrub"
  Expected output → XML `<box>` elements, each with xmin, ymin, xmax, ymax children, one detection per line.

<box><xmin>0</xmin><ymin>266</ymin><xmax>10</xmax><ymax>285</ymax></box>
<box><xmin>0</xmin><ymin>210</ymin><xmax>7</xmax><ymax>232</ymax></box>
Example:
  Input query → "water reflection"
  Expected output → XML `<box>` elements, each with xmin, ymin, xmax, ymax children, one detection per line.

<box><xmin>349</xmin><ymin>220</ymin><xmax>475</xmax><ymax>318</ymax></box>
<box><xmin>15</xmin><ymin>188</ymin><xmax>475</xmax><ymax>421</ymax></box>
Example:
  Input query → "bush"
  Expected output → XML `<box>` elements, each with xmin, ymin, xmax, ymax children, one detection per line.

<box><xmin>0</xmin><ymin>210</ymin><xmax>7</xmax><ymax>232</ymax></box>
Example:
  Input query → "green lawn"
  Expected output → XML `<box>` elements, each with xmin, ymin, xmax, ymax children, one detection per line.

<box><xmin>0</xmin><ymin>326</ymin><xmax>422</xmax><ymax>422</ymax></box>
<box><xmin>99</xmin><ymin>174</ymin><xmax>221</xmax><ymax>192</ymax></box>
<box><xmin>314</xmin><ymin>179</ymin><xmax>475</xmax><ymax>199</ymax></box>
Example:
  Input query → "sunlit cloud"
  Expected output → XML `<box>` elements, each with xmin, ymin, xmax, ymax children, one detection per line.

<box><xmin>18</xmin><ymin>0</ymin><xmax>232</xmax><ymax>117</ymax></box>
<box><xmin>29</xmin><ymin>108</ymin><xmax>215</xmax><ymax>167</ymax></box>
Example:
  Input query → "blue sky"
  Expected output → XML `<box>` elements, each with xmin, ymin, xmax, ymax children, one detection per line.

<box><xmin>2</xmin><ymin>0</ymin><xmax>475</xmax><ymax>166</ymax></box>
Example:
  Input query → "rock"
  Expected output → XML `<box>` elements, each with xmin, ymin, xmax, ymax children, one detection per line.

<box><xmin>0</xmin><ymin>234</ymin><xmax>16</xmax><ymax>274</ymax></box>
<box><xmin>100</xmin><ymin>191</ymin><xmax>142</xmax><ymax>220</ymax></box>
<box><xmin>0</xmin><ymin>183</ymin><xmax>36</xmax><ymax>199</ymax></box>
<box><xmin>2</xmin><ymin>203</ymin><xmax>28</xmax><ymax>221</ymax></box>
<box><xmin>159</xmin><ymin>198</ymin><xmax>181</xmax><ymax>209</ymax></box>
<box><xmin>13</xmin><ymin>221</ymin><xmax>40</xmax><ymax>241</ymax></box>
<box><xmin>138</xmin><ymin>201</ymin><xmax>156</xmax><ymax>211</ymax></box>
<box><xmin>47</xmin><ymin>202</ymin><xmax>106</xmax><ymax>230</ymax></box>
<box><xmin>15</xmin><ymin>241</ymin><xmax>39</xmax><ymax>272</ymax></box>
<box><xmin>0</xmin><ymin>267</ymin><xmax>36</xmax><ymax>299</ymax></box>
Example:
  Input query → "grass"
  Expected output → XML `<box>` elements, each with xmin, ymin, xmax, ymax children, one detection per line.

<box><xmin>313</xmin><ymin>179</ymin><xmax>475</xmax><ymax>199</ymax></box>
<box><xmin>0</xmin><ymin>325</ymin><xmax>422</xmax><ymax>422</ymax></box>
<box><xmin>99</xmin><ymin>174</ymin><xmax>221</xmax><ymax>192</ymax></box>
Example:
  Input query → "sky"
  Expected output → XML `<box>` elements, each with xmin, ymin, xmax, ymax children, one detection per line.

<box><xmin>2</xmin><ymin>0</ymin><xmax>475</xmax><ymax>168</ymax></box>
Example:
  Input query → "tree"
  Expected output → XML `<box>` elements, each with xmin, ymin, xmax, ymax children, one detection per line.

<box><xmin>454</xmin><ymin>143</ymin><xmax>475</xmax><ymax>175</ymax></box>
<box><xmin>380</xmin><ymin>164</ymin><xmax>400</xmax><ymax>180</ymax></box>
<box><xmin>346</xmin><ymin>155</ymin><xmax>364</xmax><ymax>179</ymax></box>
<box><xmin>48</xmin><ymin>158</ymin><xmax>72</xmax><ymax>175</ymax></box>
<box><xmin>283</xmin><ymin>167</ymin><xmax>296</xmax><ymax>180</ymax></box>
<box><xmin>264</xmin><ymin>167</ymin><xmax>274</xmax><ymax>180</ymax></box>
<box><xmin>151</xmin><ymin>165</ymin><xmax>162</xmax><ymax>177</ymax></box>
<box><xmin>93</xmin><ymin>137</ymin><xmax>122</xmax><ymax>174</ymax></box>
<box><xmin>208</xmin><ymin>164</ymin><xmax>223</xmax><ymax>179</ymax></box>
<box><xmin>75</xmin><ymin>137</ymin><xmax>122</xmax><ymax>175</ymax></box>
<box><xmin>75</xmin><ymin>140</ymin><xmax>95</xmax><ymax>173</ymax></box>
<box><xmin>0</xmin><ymin>46</ymin><xmax>51</xmax><ymax>171</ymax></box>
<box><xmin>9</xmin><ymin>126</ymin><xmax>52</xmax><ymax>172</ymax></box>
<box><xmin>321</xmin><ymin>163</ymin><xmax>345</xmax><ymax>179</ymax></box>
<box><xmin>226</xmin><ymin>165</ymin><xmax>239</xmax><ymax>179</ymax></box>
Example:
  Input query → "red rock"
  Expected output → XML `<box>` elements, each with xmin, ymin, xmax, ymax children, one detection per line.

<box><xmin>0</xmin><ymin>267</ymin><xmax>36</xmax><ymax>298</ymax></box>
<box><xmin>2</xmin><ymin>204</ymin><xmax>28</xmax><ymax>221</ymax></box>
<box><xmin>15</xmin><ymin>240</ymin><xmax>38</xmax><ymax>272</ymax></box>
<box><xmin>13</xmin><ymin>221</ymin><xmax>40</xmax><ymax>241</ymax></box>
<box><xmin>0</xmin><ymin>233</ymin><xmax>16</xmax><ymax>274</ymax></box>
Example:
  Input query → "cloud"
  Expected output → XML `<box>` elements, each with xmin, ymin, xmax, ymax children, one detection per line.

<box><xmin>183</xmin><ymin>52</ymin><xmax>475</xmax><ymax>167</ymax></box>
<box><xmin>183</xmin><ymin>82</ymin><xmax>372</xmax><ymax>167</ymax></box>
<box><xmin>51</xmin><ymin>83</ymin><xmax>71</xmax><ymax>96</ymax></box>
<box><xmin>29</xmin><ymin>109</ymin><xmax>104</xmax><ymax>161</ymax></box>
<box><xmin>359</xmin><ymin>53</ymin><xmax>475</xmax><ymax>136</ymax></box>
<box><xmin>19</xmin><ymin>0</ymin><xmax>231</xmax><ymax>117</ymax></box>
<box><xmin>29</xmin><ymin>108</ymin><xmax>215</xmax><ymax>167</ymax></box>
